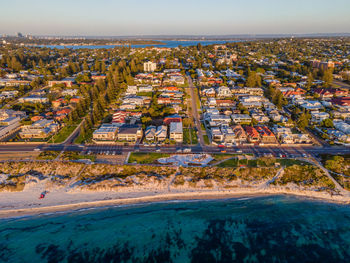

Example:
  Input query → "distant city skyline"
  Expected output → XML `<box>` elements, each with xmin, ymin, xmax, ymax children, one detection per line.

<box><xmin>0</xmin><ymin>0</ymin><xmax>350</xmax><ymax>36</ymax></box>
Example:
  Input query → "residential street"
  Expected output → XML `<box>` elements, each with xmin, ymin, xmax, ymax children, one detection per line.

<box><xmin>188</xmin><ymin>75</ymin><xmax>205</xmax><ymax>147</ymax></box>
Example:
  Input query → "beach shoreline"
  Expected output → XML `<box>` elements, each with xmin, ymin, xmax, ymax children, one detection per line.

<box><xmin>1</xmin><ymin>188</ymin><xmax>349</xmax><ymax>219</ymax></box>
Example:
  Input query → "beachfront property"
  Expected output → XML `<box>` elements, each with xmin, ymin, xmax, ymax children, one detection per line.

<box><xmin>169</xmin><ymin>122</ymin><xmax>183</xmax><ymax>143</ymax></box>
<box><xmin>117</xmin><ymin>125</ymin><xmax>143</xmax><ymax>142</ymax></box>
<box><xmin>144</xmin><ymin>125</ymin><xmax>156</xmax><ymax>141</ymax></box>
<box><xmin>244</xmin><ymin>126</ymin><xmax>260</xmax><ymax>143</ymax></box>
<box><xmin>93</xmin><ymin>124</ymin><xmax>119</xmax><ymax>142</ymax></box>
<box><xmin>155</xmin><ymin>125</ymin><xmax>168</xmax><ymax>142</ymax></box>
<box><xmin>19</xmin><ymin>119</ymin><xmax>59</xmax><ymax>139</ymax></box>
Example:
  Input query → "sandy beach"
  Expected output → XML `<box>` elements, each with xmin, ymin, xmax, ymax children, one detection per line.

<box><xmin>1</xmin><ymin>186</ymin><xmax>349</xmax><ymax>219</ymax></box>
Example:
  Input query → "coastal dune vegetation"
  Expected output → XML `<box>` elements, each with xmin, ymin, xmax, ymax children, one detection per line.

<box><xmin>0</xmin><ymin>161</ymin><xmax>337</xmax><ymax>195</ymax></box>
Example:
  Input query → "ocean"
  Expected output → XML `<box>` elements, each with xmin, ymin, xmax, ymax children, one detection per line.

<box><xmin>1</xmin><ymin>195</ymin><xmax>350</xmax><ymax>262</ymax></box>
<box><xmin>31</xmin><ymin>40</ymin><xmax>241</xmax><ymax>49</ymax></box>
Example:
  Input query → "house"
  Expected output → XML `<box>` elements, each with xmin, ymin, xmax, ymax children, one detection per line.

<box><xmin>160</xmin><ymin>86</ymin><xmax>179</xmax><ymax>92</ymax></box>
<box><xmin>251</xmin><ymin>112</ymin><xmax>270</xmax><ymax>123</ymax></box>
<box><xmin>93</xmin><ymin>124</ymin><xmax>119</xmax><ymax>142</ymax></box>
<box><xmin>211</xmin><ymin>127</ymin><xmax>224</xmax><ymax>142</ymax></box>
<box><xmin>221</xmin><ymin>125</ymin><xmax>236</xmax><ymax>143</ymax></box>
<box><xmin>70</xmin><ymin>97</ymin><xmax>81</xmax><ymax>104</ymax></box>
<box><xmin>126</xmin><ymin>86</ymin><xmax>138</xmax><ymax>95</ymax></box>
<box><xmin>145</xmin><ymin>125</ymin><xmax>156</xmax><ymax>141</ymax></box>
<box><xmin>120</xmin><ymin>103</ymin><xmax>136</xmax><ymax>110</ymax></box>
<box><xmin>244</xmin><ymin>126</ymin><xmax>260</xmax><ymax>143</ymax></box>
<box><xmin>0</xmin><ymin>90</ymin><xmax>18</xmax><ymax>99</ymax></box>
<box><xmin>112</xmin><ymin>111</ymin><xmax>128</xmax><ymax>124</ymax></box>
<box><xmin>216</xmin><ymin>86</ymin><xmax>232</xmax><ymax>97</ymax></box>
<box><xmin>202</xmin><ymin>87</ymin><xmax>216</xmax><ymax>97</ymax></box>
<box><xmin>31</xmin><ymin>115</ymin><xmax>43</xmax><ymax>122</ymax></box>
<box><xmin>169</xmin><ymin>122</ymin><xmax>183</xmax><ymax>143</ymax></box>
<box><xmin>122</xmin><ymin>95</ymin><xmax>144</xmax><ymax>106</ymax></box>
<box><xmin>117</xmin><ymin>125</ymin><xmax>143</xmax><ymax>142</ymax></box>
<box><xmin>216</xmin><ymin>100</ymin><xmax>235</xmax><ymax>107</ymax></box>
<box><xmin>54</xmin><ymin>108</ymin><xmax>71</xmax><ymax>121</ymax></box>
<box><xmin>255</xmin><ymin>126</ymin><xmax>278</xmax><ymax>144</ymax></box>
<box><xmin>138</xmin><ymin>85</ymin><xmax>153</xmax><ymax>93</ymax></box>
<box><xmin>208</xmin><ymin>98</ymin><xmax>217</xmax><ymax>106</ymax></box>
<box><xmin>52</xmin><ymin>98</ymin><xmax>67</xmax><ymax>109</ymax></box>
<box><xmin>156</xmin><ymin>125</ymin><xmax>168</xmax><ymax>142</ymax></box>
<box><xmin>232</xmin><ymin>125</ymin><xmax>247</xmax><ymax>143</ymax></box>
<box><xmin>273</xmin><ymin>126</ymin><xmax>311</xmax><ymax>144</ymax></box>
<box><xmin>209</xmin><ymin>114</ymin><xmax>231</xmax><ymax>124</ymax></box>
<box><xmin>311</xmin><ymin>112</ymin><xmax>330</xmax><ymax>123</ymax></box>
<box><xmin>231</xmin><ymin>114</ymin><xmax>252</xmax><ymax>124</ymax></box>
<box><xmin>327</xmin><ymin>129</ymin><xmax>350</xmax><ymax>143</ymax></box>
<box><xmin>91</xmin><ymin>75</ymin><xmax>107</xmax><ymax>81</ymax></box>
<box><xmin>62</xmin><ymin>89</ymin><xmax>78</xmax><ymax>96</ymax></box>
<box><xmin>334</xmin><ymin>120</ymin><xmax>350</xmax><ymax>135</ymax></box>
<box><xmin>298</xmin><ymin>100</ymin><xmax>323</xmax><ymax>111</ymax></box>
<box><xmin>48</xmin><ymin>78</ymin><xmax>74</xmax><ymax>87</ymax></box>
<box><xmin>164</xmin><ymin>115</ymin><xmax>182</xmax><ymax>125</ymax></box>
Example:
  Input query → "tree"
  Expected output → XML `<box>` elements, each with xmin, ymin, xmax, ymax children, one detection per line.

<box><xmin>322</xmin><ymin>69</ymin><xmax>333</xmax><ymax>87</ymax></box>
<box><xmin>321</xmin><ymin>118</ymin><xmax>334</xmax><ymax>128</ymax></box>
<box><xmin>83</xmin><ymin>61</ymin><xmax>89</xmax><ymax>71</ymax></box>
<box><xmin>251</xmin><ymin>118</ymin><xmax>258</xmax><ymax>126</ymax></box>
<box><xmin>80</xmin><ymin>122</ymin><xmax>87</xmax><ymax>139</ymax></box>
<box><xmin>325</xmin><ymin>156</ymin><xmax>344</xmax><ymax>173</ymax></box>
<box><xmin>297</xmin><ymin>113</ymin><xmax>310</xmax><ymax>129</ymax></box>
<box><xmin>246</xmin><ymin>71</ymin><xmax>261</xmax><ymax>87</ymax></box>
<box><xmin>306</xmin><ymin>72</ymin><xmax>314</xmax><ymax>89</ymax></box>
<box><xmin>141</xmin><ymin>116</ymin><xmax>152</xmax><ymax>125</ymax></box>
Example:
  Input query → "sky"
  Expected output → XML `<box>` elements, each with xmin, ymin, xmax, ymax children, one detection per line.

<box><xmin>0</xmin><ymin>0</ymin><xmax>349</xmax><ymax>36</ymax></box>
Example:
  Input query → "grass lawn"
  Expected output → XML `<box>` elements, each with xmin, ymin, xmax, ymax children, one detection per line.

<box><xmin>183</xmin><ymin>128</ymin><xmax>191</xmax><ymax>145</ymax></box>
<box><xmin>50</xmin><ymin>125</ymin><xmax>77</xmax><ymax>143</ymax></box>
<box><xmin>190</xmin><ymin>129</ymin><xmax>198</xmax><ymax>144</ymax></box>
<box><xmin>203</xmin><ymin>135</ymin><xmax>210</xmax><ymax>145</ymax></box>
<box><xmin>217</xmin><ymin>158</ymin><xmax>258</xmax><ymax>168</ymax></box>
<box><xmin>128</xmin><ymin>152</ymin><xmax>171</xmax><ymax>164</ymax></box>
<box><xmin>194</xmin><ymin>87</ymin><xmax>201</xmax><ymax>110</ymax></box>
<box><xmin>217</xmin><ymin>158</ymin><xmax>239</xmax><ymax>168</ymax></box>
<box><xmin>75</xmin><ymin>128</ymin><xmax>94</xmax><ymax>144</ymax></box>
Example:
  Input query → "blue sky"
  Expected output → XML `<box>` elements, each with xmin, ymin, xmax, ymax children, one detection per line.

<box><xmin>0</xmin><ymin>0</ymin><xmax>349</xmax><ymax>36</ymax></box>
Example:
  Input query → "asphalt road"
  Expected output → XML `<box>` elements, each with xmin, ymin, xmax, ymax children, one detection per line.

<box><xmin>1</xmin><ymin>142</ymin><xmax>348</xmax><ymax>158</ymax></box>
<box><xmin>333</xmin><ymin>80</ymin><xmax>350</xmax><ymax>90</ymax></box>
<box><xmin>188</xmin><ymin>75</ymin><xmax>205</xmax><ymax>147</ymax></box>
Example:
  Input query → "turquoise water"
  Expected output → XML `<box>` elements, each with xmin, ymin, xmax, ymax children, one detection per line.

<box><xmin>32</xmin><ymin>40</ymin><xmax>241</xmax><ymax>49</ymax></box>
<box><xmin>1</xmin><ymin>195</ymin><xmax>350</xmax><ymax>262</ymax></box>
